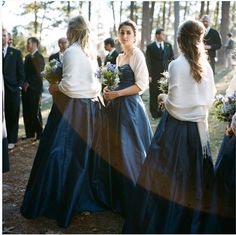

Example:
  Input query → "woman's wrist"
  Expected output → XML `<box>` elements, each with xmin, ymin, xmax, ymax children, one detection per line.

<box><xmin>116</xmin><ymin>90</ymin><xmax>122</xmax><ymax>97</ymax></box>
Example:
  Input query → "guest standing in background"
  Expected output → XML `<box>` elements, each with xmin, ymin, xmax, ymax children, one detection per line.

<box><xmin>146</xmin><ymin>28</ymin><xmax>174</xmax><ymax>119</ymax></box>
<box><xmin>224</xmin><ymin>32</ymin><xmax>234</xmax><ymax>70</ymax></box>
<box><xmin>104</xmin><ymin>37</ymin><xmax>119</xmax><ymax>65</ymax></box>
<box><xmin>201</xmin><ymin>15</ymin><xmax>222</xmax><ymax>74</ymax></box>
<box><xmin>22</xmin><ymin>37</ymin><xmax>45</xmax><ymax>141</ymax></box>
<box><xmin>49</xmin><ymin>37</ymin><xmax>68</xmax><ymax>63</ymax></box>
<box><xmin>123</xmin><ymin>20</ymin><xmax>216</xmax><ymax>234</ymax></box>
<box><xmin>2</xmin><ymin>28</ymin><xmax>24</xmax><ymax>150</ymax></box>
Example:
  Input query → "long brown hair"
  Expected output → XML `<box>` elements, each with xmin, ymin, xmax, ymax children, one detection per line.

<box><xmin>177</xmin><ymin>20</ymin><xmax>207</xmax><ymax>83</ymax></box>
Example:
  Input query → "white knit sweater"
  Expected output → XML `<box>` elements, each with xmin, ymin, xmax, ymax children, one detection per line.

<box><xmin>58</xmin><ymin>43</ymin><xmax>101</xmax><ymax>98</ymax></box>
<box><xmin>163</xmin><ymin>54</ymin><xmax>216</xmax><ymax>153</ymax></box>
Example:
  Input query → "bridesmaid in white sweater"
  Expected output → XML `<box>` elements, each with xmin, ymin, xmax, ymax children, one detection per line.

<box><xmin>21</xmin><ymin>15</ymin><xmax>105</xmax><ymax>228</ymax></box>
<box><xmin>123</xmin><ymin>20</ymin><xmax>216</xmax><ymax>233</ymax></box>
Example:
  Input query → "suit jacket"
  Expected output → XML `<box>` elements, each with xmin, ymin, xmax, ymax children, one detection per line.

<box><xmin>146</xmin><ymin>41</ymin><xmax>174</xmax><ymax>79</ymax></box>
<box><xmin>204</xmin><ymin>28</ymin><xmax>222</xmax><ymax>58</ymax></box>
<box><xmin>104</xmin><ymin>49</ymin><xmax>119</xmax><ymax>65</ymax></box>
<box><xmin>225</xmin><ymin>38</ymin><xmax>234</xmax><ymax>53</ymax></box>
<box><xmin>2</xmin><ymin>47</ymin><xmax>24</xmax><ymax>93</ymax></box>
<box><xmin>24</xmin><ymin>51</ymin><xmax>45</xmax><ymax>93</ymax></box>
<box><xmin>49</xmin><ymin>52</ymin><xmax>61</xmax><ymax>62</ymax></box>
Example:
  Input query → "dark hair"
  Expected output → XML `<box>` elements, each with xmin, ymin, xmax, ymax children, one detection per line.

<box><xmin>177</xmin><ymin>20</ymin><xmax>207</xmax><ymax>83</ymax></box>
<box><xmin>227</xmin><ymin>32</ymin><xmax>232</xmax><ymax>37</ymax></box>
<box><xmin>28</xmin><ymin>37</ymin><xmax>40</xmax><ymax>47</ymax></box>
<box><xmin>118</xmin><ymin>20</ymin><xmax>137</xmax><ymax>36</ymax></box>
<box><xmin>156</xmin><ymin>28</ymin><xmax>164</xmax><ymax>35</ymax></box>
<box><xmin>104</xmin><ymin>38</ymin><xmax>115</xmax><ymax>47</ymax></box>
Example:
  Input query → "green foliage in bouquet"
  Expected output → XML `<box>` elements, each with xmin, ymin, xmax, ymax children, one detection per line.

<box><xmin>41</xmin><ymin>59</ymin><xmax>62</xmax><ymax>84</ymax></box>
<box><xmin>213</xmin><ymin>93</ymin><xmax>236</xmax><ymax>122</ymax></box>
<box><xmin>159</xmin><ymin>71</ymin><xmax>169</xmax><ymax>94</ymax></box>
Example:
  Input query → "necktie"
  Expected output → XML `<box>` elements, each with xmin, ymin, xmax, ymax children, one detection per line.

<box><xmin>159</xmin><ymin>43</ymin><xmax>163</xmax><ymax>51</ymax></box>
<box><xmin>2</xmin><ymin>49</ymin><xmax>5</xmax><ymax>70</ymax></box>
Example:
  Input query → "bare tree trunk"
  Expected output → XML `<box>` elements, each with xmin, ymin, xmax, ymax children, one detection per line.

<box><xmin>130</xmin><ymin>1</ymin><xmax>135</xmax><ymax>21</ymax></box>
<box><xmin>213</xmin><ymin>1</ymin><xmax>220</xmax><ymax>29</ymax></box>
<box><xmin>231</xmin><ymin>1</ymin><xmax>236</xmax><ymax>28</ymax></box>
<box><xmin>148</xmin><ymin>1</ymin><xmax>155</xmax><ymax>44</ymax></box>
<box><xmin>206</xmin><ymin>1</ymin><xmax>210</xmax><ymax>15</ymax></box>
<box><xmin>88</xmin><ymin>1</ymin><xmax>91</xmax><ymax>21</ymax></box>
<box><xmin>67</xmin><ymin>1</ymin><xmax>71</xmax><ymax>20</ymax></box>
<box><xmin>141</xmin><ymin>1</ymin><xmax>150</xmax><ymax>50</ymax></box>
<box><xmin>162</xmin><ymin>2</ymin><xmax>166</xmax><ymax>29</ymax></box>
<box><xmin>111</xmin><ymin>1</ymin><xmax>117</xmax><ymax>35</ymax></box>
<box><xmin>199</xmin><ymin>1</ymin><xmax>205</xmax><ymax>19</ymax></box>
<box><xmin>134</xmin><ymin>2</ymin><xmax>138</xmax><ymax>24</ymax></box>
<box><xmin>39</xmin><ymin>2</ymin><xmax>47</xmax><ymax>42</ymax></box>
<box><xmin>167</xmin><ymin>1</ymin><xmax>172</xmax><ymax>31</ymax></box>
<box><xmin>184</xmin><ymin>1</ymin><xmax>188</xmax><ymax>19</ymax></box>
<box><xmin>119</xmin><ymin>1</ymin><xmax>123</xmax><ymax>24</ymax></box>
<box><xmin>79</xmin><ymin>1</ymin><xmax>83</xmax><ymax>14</ymax></box>
<box><xmin>174</xmin><ymin>1</ymin><xmax>180</xmax><ymax>56</ymax></box>
<box><xmin>34</xmin><ymin>1</ymin><xmax>38</xmax><ymax>35</ymax></box>
<box><xmin>156</xmin><ymin>2</ymin><xmax>161</xmax><ymax>26</ymax></box>
<box><xmin>219</xmin><ymin>1</ymin><xmax>230</xmax><ymax>64</ymax></box>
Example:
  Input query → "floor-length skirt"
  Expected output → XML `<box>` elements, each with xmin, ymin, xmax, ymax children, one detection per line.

<box><xmin>123</xmin><ymin>111</ymin><xmax>215</xmax><ymax>233</ymax></box>
<box><xmin>21</xmin><ymin>93</ymin><xmax>105</xmax><ymax>228</ymax></box>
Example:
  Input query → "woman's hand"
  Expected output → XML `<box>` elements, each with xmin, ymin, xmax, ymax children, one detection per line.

<box><xmin>225</xmin><ymin>125</ymin><xmax>234</xmax><ymax>137</ymax></box>
<box><xmin>103</xmin><ymin>87</ymin><xmax>120</xmax><ymax>101</ymax></box>
<box><xmin>48</xmin><ymin>84</ymin><xmax>59</xmax><ymax>95</ymax></box>
<box><xmin>158</xmin><ymin>93</ymin><xmax>166</xmax><ymax>109</ymax></box>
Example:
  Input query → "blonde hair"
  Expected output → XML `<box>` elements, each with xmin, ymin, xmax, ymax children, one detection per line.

<box><xmin>177</xmin><ymin>20</ymin><xmax>207</xmax><ymax>83</ymax></box>
<box><xmin>67</xmin><ymin>15</ymin><xmax>97</xmax><ymax>59</ymax></box>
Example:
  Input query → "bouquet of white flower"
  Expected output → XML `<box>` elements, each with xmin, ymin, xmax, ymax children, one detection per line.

<box><xmin>41</xmin><ymin>59</ymin><xmax>62</xmax><ymax>84</ymax></box>
<box><xmin>158</xmin><ymin>71</ymin><xmax>169</xmax><ymax>94</ymax></box>
<box><xmin>96</xmin><ymin>62</ymin><xmax>120</xmax><ymax>90</ymax></box>
<box><xmin>213</xmin><ymin>92</ymin><xmax>236</xmax><ymax>122</ymax></box>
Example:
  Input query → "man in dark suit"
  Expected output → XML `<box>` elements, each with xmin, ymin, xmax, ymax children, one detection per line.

<box><xmin>201</xmin><ymin>15</ymin><xmax>222</xmax><ymax>74</ymax></box>
<box><xmin>22</xmin><ymin>37</ymin><xmax>45</xmax><ymax>140</ymax></box>
<box><xmin>49</xmin><ymin>37</ymin><xmax>68</xmax><ymax>63</ymax></box>
<box><xmin>104</xmin><ymin>38</ymin><xmax>119</xmax><ymax>65</ymax></box>
<box><xmin>146</xmin><ymin>28</ymin><xmax>174</xmax><ymax>119</ymax></box>
<box><xmin>2</xmin><ymin>28</ymin><xmax>24</xmax><ymax>150</ymax></box>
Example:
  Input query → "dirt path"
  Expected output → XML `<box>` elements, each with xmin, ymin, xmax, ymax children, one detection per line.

<box><xmin>2</xmin><ymin>139</ymin><xmax>124</xmax><ymax>234</ymax></box>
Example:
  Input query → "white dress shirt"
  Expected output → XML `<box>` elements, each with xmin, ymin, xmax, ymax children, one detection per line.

<box><xmin>31</xmin><ymin>49</ymin><xmax>38</xmax><ymax>56</ymax></box>
<box><xmin>156</xmin><ymin>41</ymin><xmax>164</xmax><ymax>50</ymax></box>
<box><xmin>226</xmin><ymin>73</ymin><xmax>236</xmax><ymax>96</ymax></box>
<box><xmin>2</xmin><ymin>45</ymin><xmax>8</xmax><ymax>57</ymax></box>
<box><xmin>108</xmin><ymin>48</ymin><xmax>116</xmax><ymax>56</ymax></box>
<box><xmin>204</xmin><ymin>26</ymin><xmax>211</xmax><ymax>36</ymax></box>
<box><xmin>163</xmin><ymin>54</ymin><xmax>216</xmax><ymax>152</ymax></box>
<box><xmin>58</xmin><ymin>43</ymin><xmax>101</xmax><ymax>98</ymax></box>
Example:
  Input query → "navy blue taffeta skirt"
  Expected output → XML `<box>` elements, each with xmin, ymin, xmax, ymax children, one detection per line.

<box><xmin>123</xmin><ymin>111</ymin><xmax>216</xmax><ymax>234</ymax></box>
<box><xmin>214</xmin><ymin>134</ymin><xmax>236</xmax><ymax>233</ymax></box>
<box><xmin>20</xmin><ymin>93</ymin><xmax>106</xmax><ymax>228</ymax></box>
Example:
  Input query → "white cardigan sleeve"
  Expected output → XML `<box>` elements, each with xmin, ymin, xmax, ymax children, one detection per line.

<box><xmin>226</xmin><ymin>74</ymin><xmax>236</xmax><ymax>96</ymax></box>
<box><xmin>129</xmin><ymin>48</ymin><xmax>149</xmax><ymax>94</ymax></box>
<box><xmin>231</xmin><ymin>112</ymin><xmax>236</xmax><ymax>135</ymax></box>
